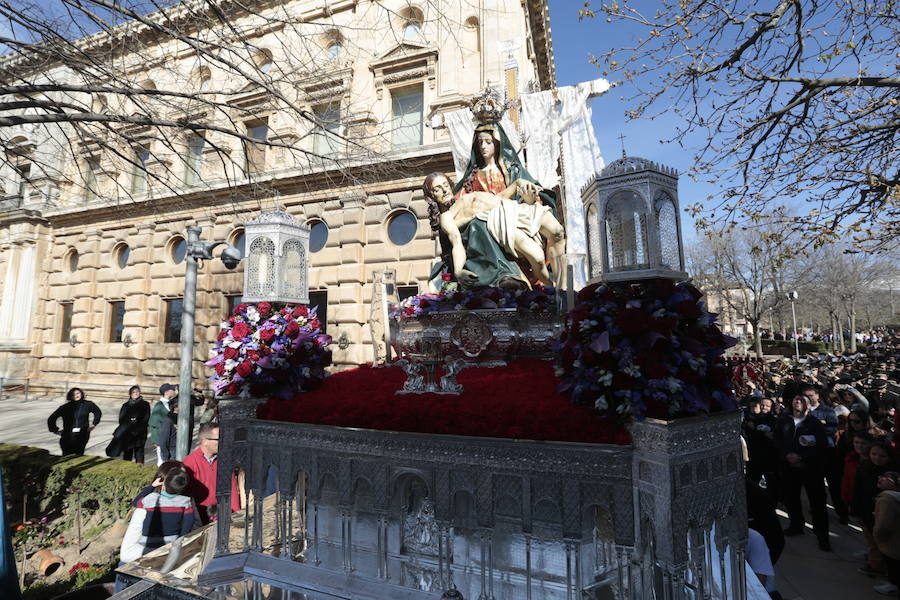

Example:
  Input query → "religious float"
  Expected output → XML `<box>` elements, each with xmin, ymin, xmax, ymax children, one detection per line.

<box><xmin>114</xmin><ymin>91</ymin><xmax>754</xmax><ymax>600</ymax></box>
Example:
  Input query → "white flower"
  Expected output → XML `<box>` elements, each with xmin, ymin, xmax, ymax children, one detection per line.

<box><xmin>626</xmin><ymin>299</ymin><xmax>642</xmax><ymax>309</ymax></box>
<box><xmin>245</xmin><ymin>306</ymin><xmax>260</xmax><ymax>324</ymax></box>
<box><xmin>666</xmin><ymin>377</ymin><xmax>683</xmax><ymax>392</ymax></box>
<box><xmin>594</xmin><ymin>396</ymin><xmax>608</xmax><ymax>410</ymax></box>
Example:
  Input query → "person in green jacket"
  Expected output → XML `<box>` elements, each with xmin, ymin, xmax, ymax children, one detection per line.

<box><xmin>149</xmin><ymin>383</ymin><xmax>177</xmax><ymax>466</ymax></box>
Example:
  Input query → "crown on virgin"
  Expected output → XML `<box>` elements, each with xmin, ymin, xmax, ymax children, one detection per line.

<box><xmin>468</xmin><ymin>87</ymin><xmax>510</xmax><ymax>125</ymax></box>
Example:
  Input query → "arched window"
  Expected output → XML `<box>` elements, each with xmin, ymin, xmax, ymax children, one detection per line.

<box><xmin>194</xmin><ymin>65</ymin><xmax>212</xmax><ymax>90</ymax></box>
<box><xmin>255</xmin><ymin>49</ymin><xmax>273</xmax><ymax>73</ymax></box>
<box><xmin>399</xmin><ymin>6</ymin><xmax>424</xmax><ymax>40</ymax></box>
<box><xmin>323</xmin><ymin>30</ymin><xmax>344</xmax><ymax>59</ymax></box>
<box><xmin>463</xmin><ymin>16</ymin><xmax>480</xmax><ymax>52</ymax></box>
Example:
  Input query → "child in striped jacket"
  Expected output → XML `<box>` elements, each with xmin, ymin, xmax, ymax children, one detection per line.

<box><xmin>134</xmin><ymin>466</ymin><xmax>196</xmax><ymax>555</ymax></box>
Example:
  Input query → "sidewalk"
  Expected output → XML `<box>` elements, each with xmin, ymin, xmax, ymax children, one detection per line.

<box><xmin>774</xmin><ymin>506</ymin><xmax>888</xmax><ymax>599</ymax></box>
<box><xmin>0</xmin><ymin>394</ymin><xmax>198</xmax><ymax>463</ymax></box>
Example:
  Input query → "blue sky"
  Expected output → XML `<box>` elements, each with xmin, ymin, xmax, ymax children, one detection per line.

<box><xmin>547</xmin><ymin>0</ymin><xmax>717</xmax><ymax>244</ymax></box>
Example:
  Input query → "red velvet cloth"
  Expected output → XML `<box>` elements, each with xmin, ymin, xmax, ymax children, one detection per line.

<box><xmin>257</xmin><ymin>358</ymin><xmax>630</xmax><ymax>445</ymax></box>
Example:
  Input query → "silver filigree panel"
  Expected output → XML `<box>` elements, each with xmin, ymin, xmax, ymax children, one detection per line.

<box><xmin>246</xmin><ymin>236</ymin><xmax>276</xmax><ymax>298</ymax></box>
<box><xmin>281</xmin><ymin>238</ymin><xmax>307</xmax><ymax>300</ymax></box>
<box><xmin>656</xmin><ymin>194</ymin><xmax>680</xmax><ymax>270</ymax></box>
<box><xmin>587</xmin><ymin>203</ymin><xmax>602</xmax><ymax>278</ymax></box>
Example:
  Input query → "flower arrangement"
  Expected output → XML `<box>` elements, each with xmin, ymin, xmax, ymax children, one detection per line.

<box><xmin>391</xmin><ymin>285</ymin><xmax>556</xmax><ymax>319</ymax></box>
<box><xmin>556</xmin><ymin>279</ymin><xmax>737</xmax><ymax>420</ymax></box>
<box><xmin>206</xmin><ymin>302</ymin><xmax>332</xmax><ymax>400</ymax></box>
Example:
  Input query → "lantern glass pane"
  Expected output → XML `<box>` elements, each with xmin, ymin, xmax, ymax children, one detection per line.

<box><xmin>281</xmin><ymin>239</ymin><xmax>306</xmax><ymax>298</ymax></box>
<box><xmin>247</xmin><ymin>237</ymin><xmax>276</xmax><ymax>297</ymax></box>
<box><xmin>606</xmin><ymin>191</ymin><xmax>649</xmax><ymax>272</ymax></box>
<box><xmin>587</xmin><ymin>204</ymin><xmax>602</xmax><ymax>278</ymax></box>
<box><xmin>656</xmin><ymin>195</ymin><xmax>680</xmax><ymax>270</ymax></box>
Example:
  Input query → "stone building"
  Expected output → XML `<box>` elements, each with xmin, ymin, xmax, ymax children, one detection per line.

<box><xmin>0</xmin><ymin>0</ymin><xmax>555</xmax><ymax>390</ymax></box>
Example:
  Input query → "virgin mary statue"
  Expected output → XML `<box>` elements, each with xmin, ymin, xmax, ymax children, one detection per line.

<box><xmin>429</xmin><ymin>115</ymin><xmax>557</xmax><ymax>290</ymax></box>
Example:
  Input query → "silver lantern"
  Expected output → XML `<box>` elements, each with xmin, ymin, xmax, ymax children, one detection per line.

<box><xmin>580</xmin><ymin>155</ymin><xmax>688</xmax><ymax>282</ymax></box>
<box><xmin>242</xmin><ymin>209</ymin><xmax>310</xmax><ymax>304</ymax></box>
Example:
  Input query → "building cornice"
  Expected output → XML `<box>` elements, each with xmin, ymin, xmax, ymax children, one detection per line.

<box><xmin>526</xmin><ymin>0</ymin><xmax>557</xmax><ymax>90</ymax></box>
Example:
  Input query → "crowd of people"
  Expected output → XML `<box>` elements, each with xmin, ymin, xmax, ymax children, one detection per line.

<box><xmin>738</xmin><ymin>330</ymin><xmax>900</xmax><ymax>597</ymax></box>
<box><xmin>46</xmin><ymin>382</ymin><xmax>219</xmax><ymax>464</ymax></box>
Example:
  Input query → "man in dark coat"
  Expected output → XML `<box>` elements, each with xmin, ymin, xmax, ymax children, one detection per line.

<box><xmin>801</xmin><ymin>383</ymin><xmax>847</xmax><ymax>524</ymax></box>
<box><xmin>47</xmin><ymin>388</ymin><xmax>102</xmax><ymax>455</ymax></box>
<box><xmin>775</xmin><ymin>393</ymin><xmax>832</xmax><ymax>551</ymax></box>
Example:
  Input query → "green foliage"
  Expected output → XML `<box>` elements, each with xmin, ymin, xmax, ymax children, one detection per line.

<box><xmin>0</xmin><ymin>444</ymin><xmax>154</xmax><ymax>538</ymax></box>
<box><xmin>761</xmin><ymin>340</ymin><xmax>829</xmax><ymax>356</ymax></box>
<box><xmin>21</xmin><ymin>579</ymin><xmax>71</xmax><ymax>600</ymax></box>
<box><xmin>68</xmin><ymin>561</ymin><xmax>115</xmax><ymax>590</ymax></box>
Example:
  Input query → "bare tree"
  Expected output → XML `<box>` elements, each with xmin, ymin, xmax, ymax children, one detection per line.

<box><xmin>690</xmin><ymin>222</ymin><xmax>802</xmax><ymax>357</ymax></box>
<box><xmin>579</xmin><ymin>1</ymin><xmax>899</xmax><ymax>252</ymax></box>
<box><xmin>0</xmin><ymin>0</ymin><xmax>463</xmax><ymax>209</ymax></box>
<box><xmin>803</xmin><ymin>245</ymin><xmax>898</xmax><ymax>352</ymax></box>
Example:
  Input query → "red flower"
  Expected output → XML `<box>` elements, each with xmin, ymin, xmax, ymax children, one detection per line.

<box><xmin>284</xmin><ymin>320</ymin><xmax>301</xmax><ymax>338</ymax></box>
<box><xmin>236</xmin><ymin>361</ymin><xmax>253</xmax><ymax>377</ymax></box>
<box><xmin>441</xmin><ymin>273</ymin><xmax>452</xmax><ymax>281</ymax></box>
<box><xmin>674</xmin><ymin>300</ymin><xmax>702</xmax><ymax>319</ymax></box>
<box><xmin>260</xmin><ymin>328</ymin><xmax>275</xmax><ymax>342</ymax></box>
<box><xmin>223</xmin><ymin>347</ymin><xmax>239</xmax><ymax>360</ymax></box>
<box><xmin>227</xmin><ymin>383</ymin><xmax>240</xmax><ymax>396</ymax></box>
<box><xmin>232</xmin><ymin>322</ymin><xmax>252</xmax><ymax>340</ymax></box>
<box><xmin>257</xmin><ymin>302</ymin><xmax>272</xmax><ymax>316</ymax></box>
<box><xmin>233</xmin><ymin>303</ymin><xmax>249</xmax><ymax>315</ymax></box>
<box><xmin>216</xmin><ymin>329</ymin><xmax>227</xmax><ymax>341</ymax></box>
<box><xmin>308</xmin><ymin>318</ymin><xmax>321</xmax><ymax>331</ymax></box>
<box><xmin>614</xmin><ymin>308</ymin><xmax>647</xmax><ymax>336</ymax></box>
<box><xmin>215</xmin><ymin>363</ymin><xmax>226</xmax><ymax>375</ymax></box>
<box><xmin>292</xmin><ymin>306</ymin><xmax>309</xmax><ymax>318</ymax></box>
<box><xmin>247</xmin><ymin>350</ymin><xmax>260</xmax><ymax>362</ymax></box>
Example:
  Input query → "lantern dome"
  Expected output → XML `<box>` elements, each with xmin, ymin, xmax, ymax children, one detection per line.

<box><xmin>580</xmin><ymin>154</ymin><xmax>687</xmax><ymax>283</ymax></box>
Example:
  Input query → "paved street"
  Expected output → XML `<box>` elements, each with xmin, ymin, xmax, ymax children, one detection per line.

<box><xmin>0</xmin><ymin>393</ymin><xmax>197</xmax><ymax>463</ymax></box>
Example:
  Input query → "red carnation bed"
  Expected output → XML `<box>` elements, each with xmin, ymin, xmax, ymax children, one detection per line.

<box><xmin>256</xmin><ymin>358</ymin><xmax>630</xmax><ymax>445</ymax></box>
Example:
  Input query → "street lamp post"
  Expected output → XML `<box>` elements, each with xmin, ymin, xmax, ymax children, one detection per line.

<box><xmin>176</xmin><ymin>226</ymin><xmax>242</xmax><ymax>460</ymax></box>
<box><xmin>786</xmin><ymin>291</ymin><xmax>800</xmax><ymax>361</ymax></box>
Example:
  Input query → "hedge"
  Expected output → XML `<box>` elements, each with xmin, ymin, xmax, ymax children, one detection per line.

<box><xmin>0</xmin><ymin>444</ymin><xmax>155</xmax><ymax>527</ymax></box>
<box><xmin>761</xmin><ymin>340</ymin><xmax>829</xmax><ymax>356</ymax></box>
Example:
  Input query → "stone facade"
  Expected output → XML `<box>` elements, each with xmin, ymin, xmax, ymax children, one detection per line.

<box><xmin>0</xmin><ymin>0</ymin><xmax>555</xmax><ymax>387</ymax></box>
